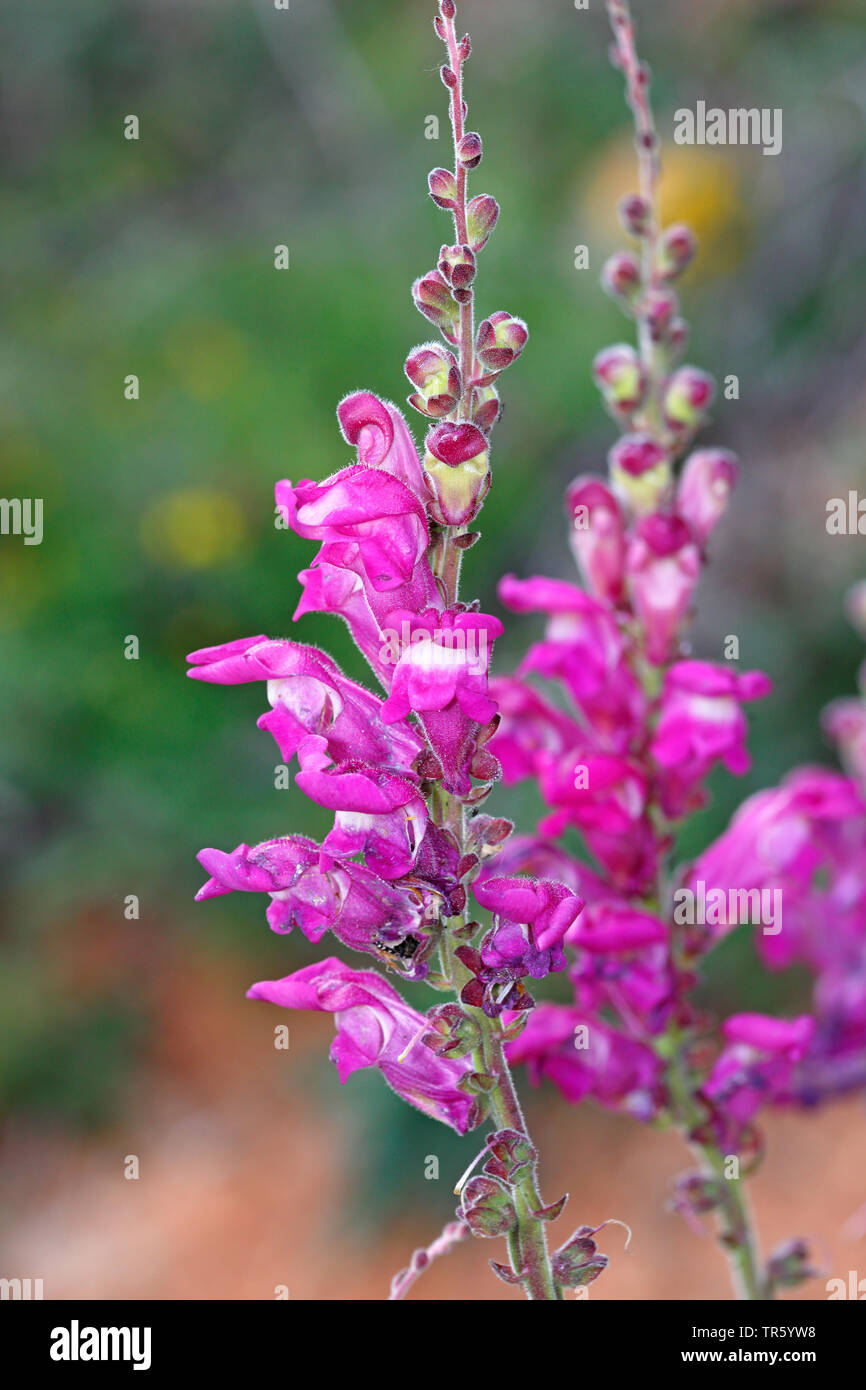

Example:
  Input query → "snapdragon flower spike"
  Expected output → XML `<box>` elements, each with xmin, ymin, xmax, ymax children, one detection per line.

<box><xmin>422</xmin><ymin>421</ymin><xmax>490</xmax><ymax>526</ymax></box>
<box><xmin>186</xmin><ymin>637</ymin><xmax>422</xmax><ymax>769</ymax></box>
<box><xmin>566</xmin><ymin>477</ymin><xmax>627</xmax><ymax>606</ymax></box>
<box><xmin>380</xmin><ymin>606</ymin><xmax>503</xmax><ymax>795</ymax></box>
<box><xmin>457</xmin><ymin>874</ymin><xmax>583</xmax><ymax>1019</ymax></box>
<box><xmin>247</xmin><ymin>957</ymin><xmax>482</xmax><ymax>1134</ymax></box>
<box><xmin>196</xmin><ymin>835</ymin><xmax>444</xmax><ymax>977</ymax></box>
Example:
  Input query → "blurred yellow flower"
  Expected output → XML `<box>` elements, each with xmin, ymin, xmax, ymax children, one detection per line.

<box><xmin>581</xmin><ymin>137</ymin><xmax>751</xmax><ymax>279</ymax></box>
<box><xmin>140</xmin><ymin>489</ymin><xmax>248</xmax><ymax>570</ymax></box>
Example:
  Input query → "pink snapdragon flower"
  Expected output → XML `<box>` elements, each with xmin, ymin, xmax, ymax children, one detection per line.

<box><xmin>703</xmin><ymin>1013</ymin><xmax>816</xmax><ymax>1149</ymax></box>
<box><xmin>196</xmin><ymin>836</ymin><xmax>443</xmax><ymax>978</ymax></box>
<box><xmin>650</xmin><ymin>661</ymin><xmax>773</xmax><ymax>816</ymax></box>
<box><xmin>625</xmin><ymin>513</ymin><xmax>700</xmax><ymax>665</ymax></box>
<box><xmin>248</xmin><ymin>957</ymin><xmax>481</xmax><ymax>1133</ymax></box>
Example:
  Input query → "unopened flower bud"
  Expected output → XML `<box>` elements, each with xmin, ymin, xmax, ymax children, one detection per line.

<box><xmin>766</xmin><ymin>1238</ymin><xmax>819</xmax><ymax>1291</ymax></box>
<box><xmin>428</xmin><ymin>167</ymin><xmax>458</xmax><ymax>210</ymax></box>
<box><xmin>609</xmin><ymin>433</ymin><xmax>671</xmax><ymax>514</ymax></box>
<box><xmin>466</xmin><ymin>194</ymin><xmax>499</xmax><ymax>252</ymax></box>
<box><xmin>458</xmin><ymin>33</ymin><xmax>471</xmax><ymax>60</ymax></box>
<box><xmin>475</xmin><ymin>312</ymin><xmax>529</xmax><ymax>378</ymax></box>
<box><xmin>658</xmin><ymin>223</ymin><xmax>697</xmax><ymax>279</ymax></box>
<box><xmin>676</xmin><ymin>448</ymin><xmax>738</xmax><ymax>545</ymax></box>
<box><xmin>405</xmin><ymin>342</ymin><xmax>462</xmax><ymax>418</ymax></box>
<box><xmin>457</xmin><ymin>131</ymin><xmax>482</xmax><ymax>168</ymax></box>
<box><xmin>440</xmin><ymin>64</ymin><xmax>457</xmax><ymax>89</ymax></box>
<box><xmin>644</xmin><ymin>287</ymin><xmax>678</xmax><ymax>340</ymax></box>
<box><xmin>412</xmin><ymin>269</ymin><xmax>459</xmax><ymax>342</ymax></box>
<box><xmin>663</xmin><ymin>366</ymin><xmax>715</xmax><ymax>433</ymax></box>
<box><xmin>423</xmin><ymin>421</ymin><xmax>490</xmax><ymax>526</ymax></box>
<box><xmin>592</xmin><ymin>343</ymin><xmax>645</xmax><ymax>417</ymax></box>
<box><xmin>601</xmin><ymin>250</ymin><xmax>641</xmax><ymax>304</ymax></box>
<box><xmin>618</xmin><ymin>193</ymin><xmax>651</xmax><ymax>237</ymax></box>
<box><xmin>471</xmin><ymin>384</ymin><xmax>500</xmax><ymax>433</ymax></box>
<box><xmin>438</xmin><ymin>243</ymin><xmax>476</xmax><ymax>290</ymax></box>
<box><xmin>439</xmin><ymin>0</ymin><xmax>456</xmax><ymax>18</ymax></box>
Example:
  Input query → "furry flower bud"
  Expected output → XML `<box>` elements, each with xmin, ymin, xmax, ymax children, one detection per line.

<box><xmin>423</xmin><ymin>421</ymin><xmax>490</xmax><ymax>526</ymax></box>
<box><xmin>601</xmin><ymin>250</ymin><xmax>641</xmax><ymax>304</ymax></box>
<box><xmin>457</xmin><ymin>131</ymin><xmax>483</xmax><ymax>168</ymax></box>
<box><xmin>618</xmin><ymin>193</ymin><xmax>651</xmax><ymax>237</ymax></box>
<box><xmin>663</xmin><ymin>367</ymin><xmax>715</xmax><ymax>434</ymax></box>
<box><xmin>644</xmin><ymin>288</ymin><xmax>679</xmax><ymax>341</ymax></box>
<box><xmin>466</xmin><ymin>194</ymin><xmax>499</xmax><ymax>252</ymax></box>
<box><xmin>592</xmin><ymin>343</ymin><xmax>645</xmax><ymax>418</ymax></box>
<box><xmin>438</xmin><ymin>243</ymin><xmax>476</xmax><ymax>291</ymax></box>
<box><xmin>658</xmin><ymin>223</ymin><xmax>697</xmax><ymax>280</ymax></box>
<box><xmin>412</xmin><ymin>269</ymin><xmax>459</xmax><ymax>342</ymax></box>
<box><xmin>428</xmin><ymin>167</ymin><xmax>458</xmax><ymax>210</ymax></box>
<box><xmin>475</xmin><ymin>312</ymin><xmax>529</xmax><ymax>379</ymax></box>
<box><xmin>405</xmin><ymin>343</ymin><xmax>462</xmax><ymax>418</ymax></box>
<box><xmin>609</xmin><ymin>434</ymin><xmax>671</xmax><ymax>515</ymax></box>
<box><xmin>471</xmin><ymin>384</ymin><xmax>501</xmax><ymax>433</ymax></box>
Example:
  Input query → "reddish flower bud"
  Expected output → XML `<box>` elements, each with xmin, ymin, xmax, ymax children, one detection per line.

<box><xmin>610</xmin><ymin>434</ymin><xmax>672</xmax><ymax>515</ymax></box>
<box><xmin>471</xmin><ymin>384</ymin><xmax>500</xmax><ymax>433</ymax></box>
<box><xmin>412</xmin><ymin>269</ymin><xmax>459</xmax><ymax>342</ymax></box>
<box><xmin>423</xmin><ymin>422</ymin><xmax>490</xmax><ymax>526</ymax></box>
<box><xmin>566</xmin><ymin>476</ymin><xmax>627</xmax><ymax>605</ymax></box>
<box><xmin>658</xmin><ymin>223</ymin><xmax>697</xmax><ymax>280</ymax></box>
<box><xmin>405</xmin><ymin>342</ymin><xmax>462</xmax><ymax>418</ymax></box>
<box><xmin>609</xmin><ymin>433</ymin><xmax>667</xmax><ymax>477</ymax></box>
<box><xmin>644</xmin><ymin>288</ymin><xmax>678</xmax><ymax>340</ymax></box>
<box><xmin>663</xmin><ymin>367</ymin><xmax>715</xmax><ymax>433</ymax></box>
<box><xmin>618</xmin><ymin>193</ymin><xmax>651</xmax><ymax>237</ymax></box>
<box><xmin>475</xmin><ymin>312</ymin><xmax>529</xmax><ymax>378</ymax></box>
<box><xmin>458</xmin><ymin>33</ymin><xmax>471</xmax><ymax>60</ymax></box>
<box><xmin>439</xmin><ymin>0</ymin><xmax>456</xmax><ymax>18</ymax></box>
<box><xmin>438</xmin><ymin>243</ymin><xmax>476</xmax><ymax>290</ymax></box>
<box><xmin>440</xmin><ymin>64</ymin><xmax>457</xmax><ymax>89</ymax></box>
<box><xmin>601</xmin><ymin>250</ymin><xmax>641</xmax><ymax>303</ymax></box>
<box><xmin>428</xmin><ymin>167</ymin><xmax>458</xmax><ymax>210</ymax></box>
<box><xmin>466</xmin><ymin>194</ymin><xmax>499</xmax><ymax>252</ymax></box>
<box><xmin>592</xmin><ymin>343</ymin><xmax>645</xmax><ymax>416</ymax></box>
<box><xmin>457</xmin><ymin>131</ymin><xmax>483</xmax><ymax>168</ymax></box>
